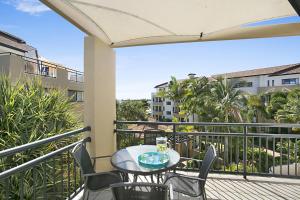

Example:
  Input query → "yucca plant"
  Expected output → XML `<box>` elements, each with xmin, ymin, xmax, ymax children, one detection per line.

<box><xmin>0</xmin><ymin>76</ymin><xmax>81</xmax><ymax>199</ymax></box>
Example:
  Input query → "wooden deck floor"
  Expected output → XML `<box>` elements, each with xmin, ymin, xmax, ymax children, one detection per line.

<box><xmin>82</xmin><ymin>173</ymin><xmax>300</xmax><ymax>200</ymax></box>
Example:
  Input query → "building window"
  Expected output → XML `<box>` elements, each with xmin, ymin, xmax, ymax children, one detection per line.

<box><xmin>272</xmin><ymin>80</ymin><xmax>274</xmax><ymax>86</ymax></box>
<box><xmin>166</xmin><ymin>111</ymin><xmax>171</xmax><ymax>115</ymax></box>
<box><xmin>234</xmin><ymin>81</ymin><xmax>253</xmax><ymax>88</ymax></box>
<box><xmin>68</xmin><ymin>90</ymin><xmax>84</xmax><ymax>102</ymax></box>
<box><xmin>166</xmin><ymin>101</ymin><xmax>171</xmax><ymax>105</ymax></box>
<box><xmin>282</xmin><ymin>78</ymin><xmax>299</xmax><ymax>85</ymax></box>
<box><xmin>76</xmin><ymin>91</ymin><xmax>84</xmax><ymax>102</ymax></box>
<box><xmin>267</xmin><ymin>80</ymin><xmax>270</xmax><ymax>87</ymax></box>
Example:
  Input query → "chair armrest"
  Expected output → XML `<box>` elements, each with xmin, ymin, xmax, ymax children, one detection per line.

<box><xmin>163</xmin><ymin>173</ymin><xmax>205</xmax><ymax>184</ymax></box>
<box><xmin>84</xmin><ymin>171</ymin><xmax>121</xmax><ymax>180</ymax></box>
<box><xmin>91</xmin><ymin>155</ymin><xmax>112</xmax><ymax>159</ymax></box>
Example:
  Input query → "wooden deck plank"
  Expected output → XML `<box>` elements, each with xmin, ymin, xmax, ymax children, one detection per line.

<box><xmin>83</xmin><ymin>173</ymin><xmax>300</xmax><ymax>200</ymax></box>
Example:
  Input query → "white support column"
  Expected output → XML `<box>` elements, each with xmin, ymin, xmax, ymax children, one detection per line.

<box><xmin>84</xmin><ymin>36</ymin><xmax>116</xmax><ymax>172</ymax></box>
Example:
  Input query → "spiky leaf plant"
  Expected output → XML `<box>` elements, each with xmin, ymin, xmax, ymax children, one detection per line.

<box><xmin>0</xmin><ymin>76</ymin><xmax>81</xmax><ymax>199</ymax></box>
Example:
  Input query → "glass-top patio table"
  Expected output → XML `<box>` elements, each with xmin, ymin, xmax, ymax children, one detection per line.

<box><xmin>111</xmin><ymin>145</ymin><xmax>180</xmax><ymax>182</ymax></box>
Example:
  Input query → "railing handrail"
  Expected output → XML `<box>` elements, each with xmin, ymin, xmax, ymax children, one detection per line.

<box><xmin>115</xmin><ymin>129</ymin><xmax>300</xmax><ymax>138</ymax></box>
<box><xmin>0</xmin><ymin>126</ymin><xmax>91</xmax><ymax>158</ymax></box>
<box><xmin>114</xmin><ymin>120</ymin><xmax>300</xmax><ymax>128</ymax></box>
<box><xmin>0</xmin><ymin>137</ymin><xmax>90</xmax><ymax>180</ymax></box>
<box><xmin>115</xmin><ymin>121</ymin><xmax>300</xmax><ymax>179</ymax></box>
<box><xmin>0</xmin><ymin>52</ymin><xmax>83</xmax><ymax>74</ymax></box>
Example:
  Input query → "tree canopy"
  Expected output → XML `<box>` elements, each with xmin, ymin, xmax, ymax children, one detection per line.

<box><xmin>161</xmin><ymin>76</ymin><xmax>300</xmax><ymax>124</ymax></box>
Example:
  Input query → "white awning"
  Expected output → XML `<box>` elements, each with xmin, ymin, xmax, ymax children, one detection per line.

<box><xmin>42</xmin><ymin>0</ymin><xmax>299</xmax><ymax>47</ymax></box>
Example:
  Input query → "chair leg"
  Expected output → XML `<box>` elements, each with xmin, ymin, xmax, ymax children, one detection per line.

<box><xmin>83</xmin><ymin>189</ymin><xmax>87</xmax><ymax>200</ymax></box>
<box><xmin>156</xmin><ymin>174</ymin><xmax>161</xmax><ymax>184</ymax></box>
<box><xmin>86</xmin><ymin>190</ymin><xmax>90</xmax><ymax>200</ymax></box>
<box><xmin>203</xmin><ymin>190</ymin><xmax>207</xmax><ymax>200</ymax></box>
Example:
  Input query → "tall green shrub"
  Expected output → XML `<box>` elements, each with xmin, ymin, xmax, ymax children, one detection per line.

<box><xmin>0</xmin><ymin>76</ymin><xmax>80</xmax><ymax>199</ymax></box>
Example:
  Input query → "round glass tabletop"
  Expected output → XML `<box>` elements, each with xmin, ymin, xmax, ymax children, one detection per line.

<box><xmin>111</xmin><ymin>145</ymin><xmax>180</xmax><ymax>176</ymax></box>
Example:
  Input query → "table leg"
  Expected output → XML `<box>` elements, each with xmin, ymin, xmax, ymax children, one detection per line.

<box><xmin>133</xmin><ymin>175</ymin><xmax>138</xmax><ymax>182</ymax></box>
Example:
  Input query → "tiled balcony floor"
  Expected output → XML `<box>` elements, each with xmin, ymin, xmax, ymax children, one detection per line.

<box><xmin>83</xmin><ymin>172</ymin><xmax>300</xmax><ymax>200</ymax></box>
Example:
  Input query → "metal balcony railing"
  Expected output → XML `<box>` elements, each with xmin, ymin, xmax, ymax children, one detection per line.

<box><xmin>0</xmin><ymin>52</ymin><xmax>83</xmax><ymax>81</ymax></box>
<box><xmin>67</xmin><ymin>70</ymin><xmax>84</xmax><ymax>83</ymax></box>
<box><xmin>0</xmin><ymin>127</ymin><xmax>91</xmax><ymax>199</ymax></box>
<box><xmin>115</xmin><ymin>121</ymin><xmax>300</xmax><ymax>179</ymax></box>
<box><xmin>1</xmin><ymin>121</ymin><xmax>299</xmax><ymax>199</ymax></box>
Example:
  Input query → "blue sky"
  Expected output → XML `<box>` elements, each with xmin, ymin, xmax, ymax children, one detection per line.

<box><xmin>1</xmin><ymin>1</ymin><xmax>300</xmax><ymax>99</ymax></box>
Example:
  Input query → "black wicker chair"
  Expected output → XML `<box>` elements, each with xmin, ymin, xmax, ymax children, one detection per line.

<box><xmin>163</xmin><ymin>145</ymin><xmax>216</xmax><ymax>200</ymax></box>
<box><xmin>111</xmin><ymin>182</ymin><xmax>171</xmax><ymax>200</ymax></box>
<box><xmin>72</xmin><ymin>142</ymin><xmax>123</xmax><ymax>199</ymax></box>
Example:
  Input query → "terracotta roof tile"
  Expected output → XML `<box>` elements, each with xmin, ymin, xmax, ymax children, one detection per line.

<box><xmin>213</xmin><ymin>63</ymin><xmax>300</xmax><ymax>78</ymax></box>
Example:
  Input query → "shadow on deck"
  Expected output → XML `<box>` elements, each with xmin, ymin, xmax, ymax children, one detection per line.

<box><xmin>83</xmin><ymin>173</ymin><xmax>300</xmax><ymax>200</ymax></box>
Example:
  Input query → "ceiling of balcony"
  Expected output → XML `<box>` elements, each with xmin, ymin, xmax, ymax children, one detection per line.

<box><xmin>42</xmin><ymin>0</ymin><xmax>300</xmax><ymax>47</ymax></box>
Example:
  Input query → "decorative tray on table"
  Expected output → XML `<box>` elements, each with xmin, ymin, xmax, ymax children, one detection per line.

<box><xmin>138</xmin><ymin>152</ymin><xmax>169</xmax><ymax>169</ymax></box>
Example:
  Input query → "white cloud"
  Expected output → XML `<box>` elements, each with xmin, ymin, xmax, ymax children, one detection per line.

<box><xmin>4</xmin><ymin>0</ymin><xmax>50</xmax><ymax>15</ymax></box>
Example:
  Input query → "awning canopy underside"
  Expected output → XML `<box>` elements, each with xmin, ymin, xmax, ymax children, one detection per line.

<box><xmin>42</xmin><ymin>0</ymin><xmax>300</xmax><ymax>47</ymax></box>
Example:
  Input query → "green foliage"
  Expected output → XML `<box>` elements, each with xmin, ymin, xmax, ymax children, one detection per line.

<box><xmin>161</xmin><ymin>76</ymin><xmax>185</xmax><ymax>102</ymax></box>
<box><xmin>116</xmin><ymin>100</ymin><xmax>148</xmax><ymax>121</ymax></box>
<box><xmin>117</xmin><ymin>134</ymin><xmax>143</xmax><ymax>149</ymax></box>
<box><xmin>226</xmin><ymin>162</ymin><xmax>257</xmax><ymax>173</ymax></box>
<box><xmin>210</xmin><ymin>78</ymin><xmax>245</xmax><ymax>123</ymax></box>
<box><xmin>266</xmin><ymin>91</ymin><xmax>287</xmax><ymax>118</ymax></box>
<box><xmin>275</xmin><ymin>89</ymin><xmax>300</xmax><ymax>123</ymax></box>
<box><xmin>245</xmin><ymin>94</ymin><xmax>266</xmax><ymax>123</ymax></box>
<box><xmin>181</xmin><ymin>77</ymin><xmax>210</xmax><ymax>121</ymax></box>
<box><xmin>0</xmin><ymin>76</ymin><xmax>80</xmax><ymax>199</ymax></box>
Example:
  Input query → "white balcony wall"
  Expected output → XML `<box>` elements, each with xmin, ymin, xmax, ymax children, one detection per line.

<box><xmin>84</xmin><ymin>36</ymin><xmax>116</xmax><ymax>172</ymax></box>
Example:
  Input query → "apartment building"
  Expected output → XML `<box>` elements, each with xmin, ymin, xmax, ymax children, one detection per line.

<box><xmin>214</xmin><ymin>63</ymin><xmax>300</xmax><ymax>95</ymax></box>
<box><xmin>0</xmin><ymin>30</ymin><xmax>84</xmax><ymax>116</ymax></box>
<box><xmin>0</xmin><ymin>30</ymin><xmax>38</xmax><ymax>58</ymax></box>
<box><xmin>151</xmin><ymin>64</ymin><xmax>300</xmax><ymax>121</ymax></box>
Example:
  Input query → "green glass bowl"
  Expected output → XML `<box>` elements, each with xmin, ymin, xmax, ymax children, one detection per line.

<box><xmin>138</xmin><ymin>152</ymin><xmax>169</xmax><ymax>169</ymax></box>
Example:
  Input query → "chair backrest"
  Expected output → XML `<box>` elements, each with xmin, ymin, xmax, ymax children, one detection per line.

<box><xmin>198</xmin><ymin>145</ymin><xmax>217</xmax><ymax>182</ymax></box>
<box><xmin>144</xmin><ymin>129</ymin><xmax>164</xmax><ymax>145</ymax></box>
<box><xmin>72</xmin><ymin>143</ymin><xmax>95</xmax><ymax>175</ymax></box>
<box><xmin>111</xmin><ymin>182</ymin><xmax>168</xmax><ymax>200</ymax></box>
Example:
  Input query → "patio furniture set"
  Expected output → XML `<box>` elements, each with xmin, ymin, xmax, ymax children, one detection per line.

<box><xmin>72</xmin><ymin>142</ymin><xmax>217</xmax><ymax>200</ymax></box>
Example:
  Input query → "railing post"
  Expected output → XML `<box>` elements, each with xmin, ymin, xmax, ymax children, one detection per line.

<box><xmin>243</xmin><ymin>125</ymin><xmax>247</xmax><ymax>179</ymax></box>
<box><xmin>172</xmin><ymin>124</ymin><xmax>176</xmax><ymax>149</ymax></box>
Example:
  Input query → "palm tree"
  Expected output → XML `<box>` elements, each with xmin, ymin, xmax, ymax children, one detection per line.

<box><xmin>181</xmin><ymin>77</ymin><xmax>210</xmax><ymax>122</ymax></box>
<box><xmin>210</xmin><ymin>77</ymin><xmax>245</xmax><ymax>165</ymax></box>
<box><xmin>158</xmin><ymin>76</ymin><xmax>187</xmax><ymax>121</ymax></box>
<box><xmin>266</xmin><ymin>91</ymin><xmax>287</xmax><ymax>119</ymax></box>
<box><xmin>160</xmin><ymin>76</ymin><xmax>186</xmax><ymax>102</ymax></box>
<box><xmin>245</xmin><ymin>94</ymin><xmax>266</xmax><ymax>123</ymax></box>
<box><xmin>275</xmin><ymin>89</ymin><xmax>300</xmax><ymax>123</ymax></box>
<box><xmin>211</xmin><ymin>77</ymin><xmax>245</xmax><ymax>123</ymax></box>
